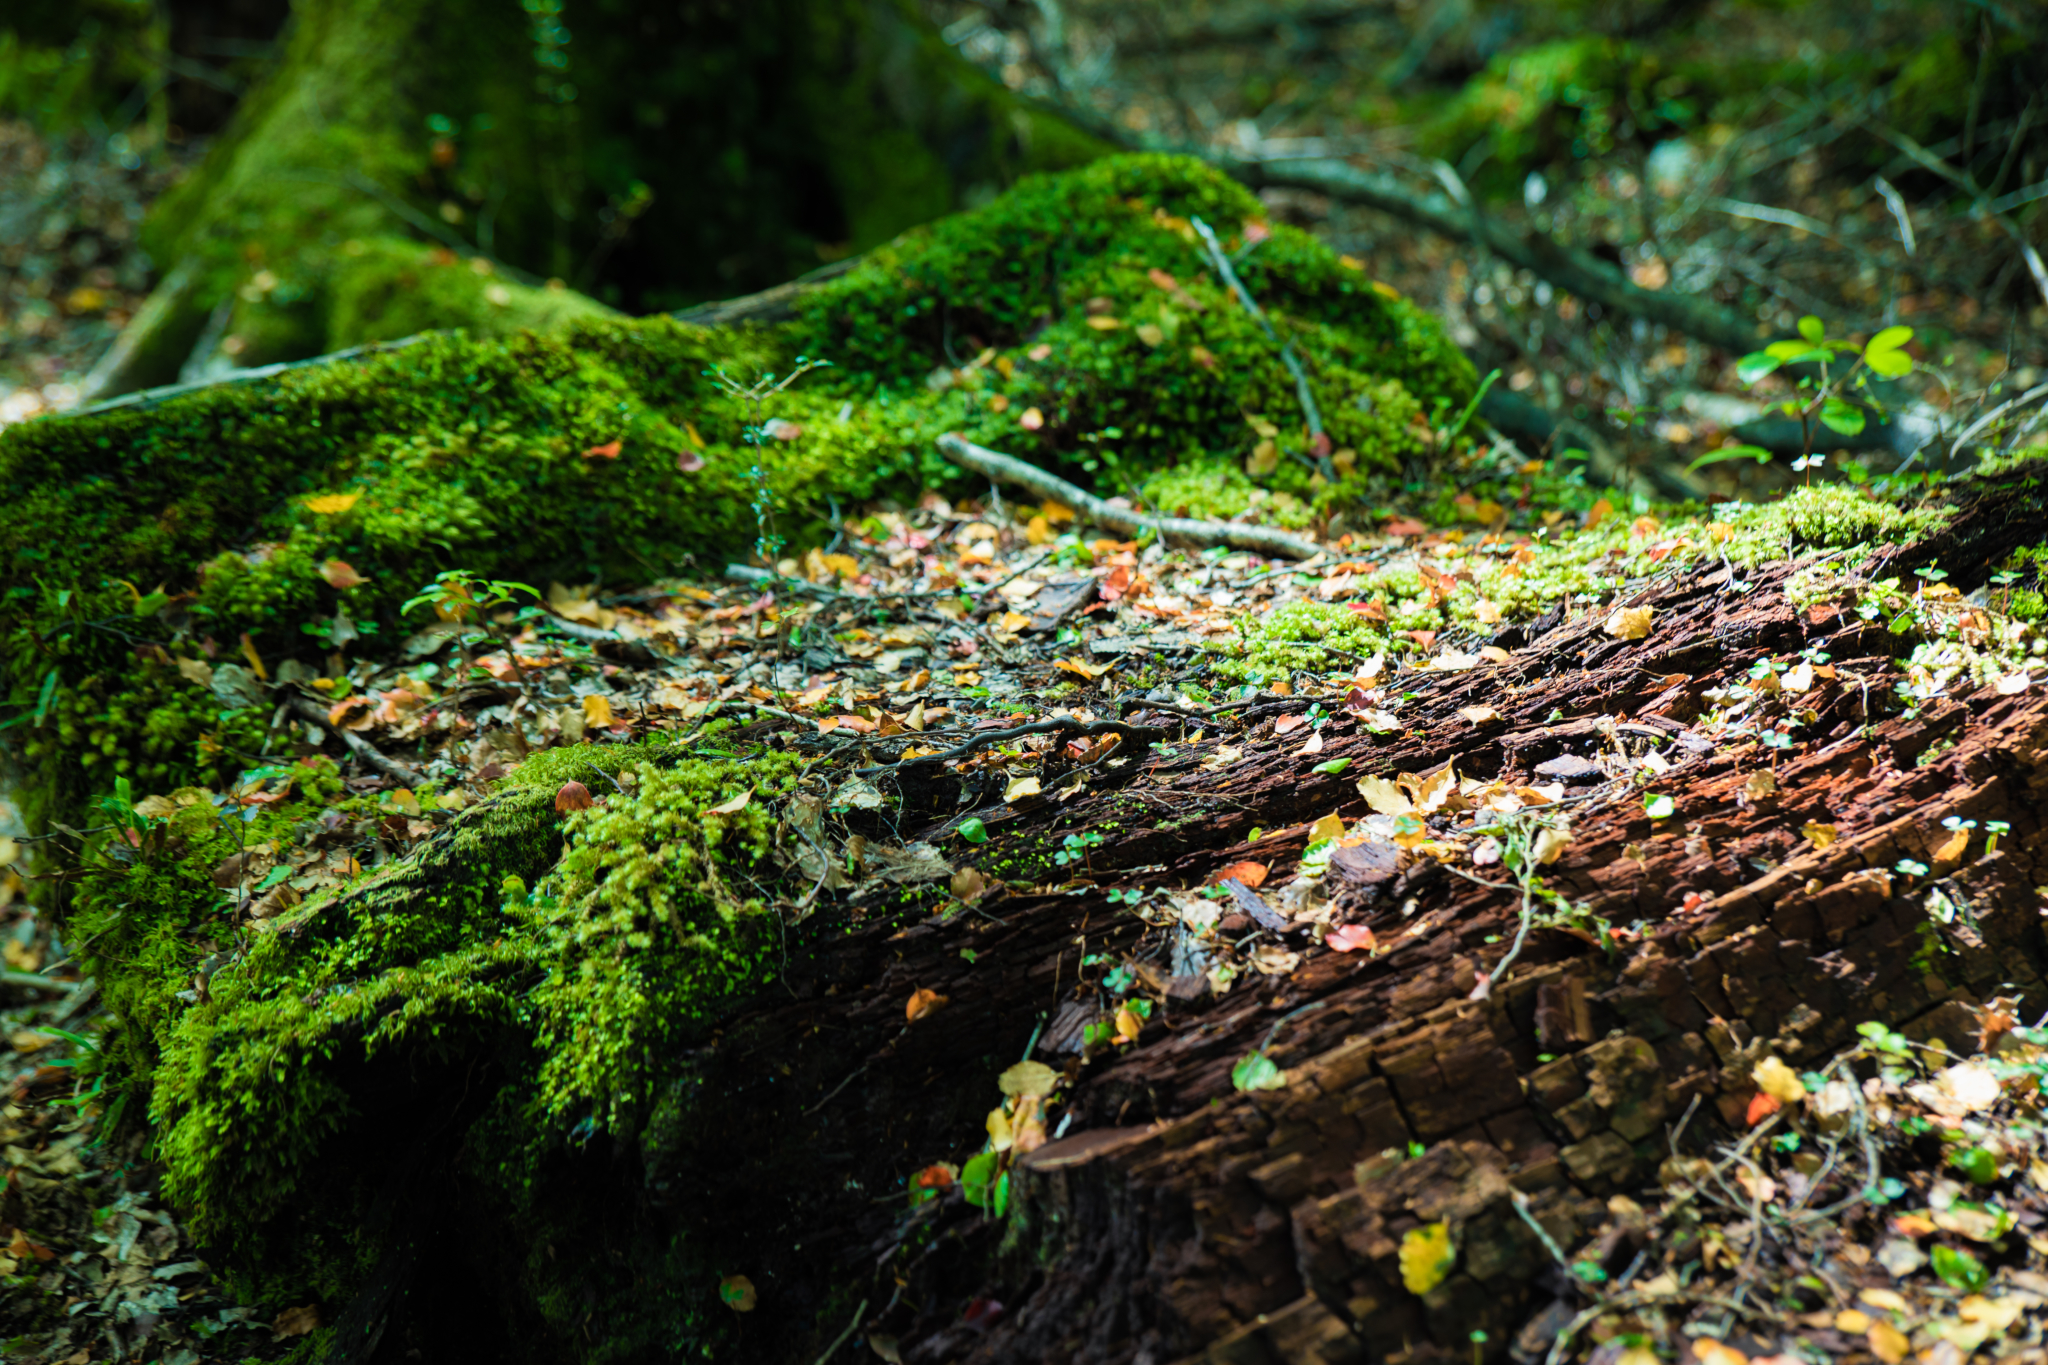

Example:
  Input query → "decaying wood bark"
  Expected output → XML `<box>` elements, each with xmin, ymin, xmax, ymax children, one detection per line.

<box><xmin>574</xmin><ymin>468</ymin><xmax>2048</xmax><ymax>1365</ymax></box>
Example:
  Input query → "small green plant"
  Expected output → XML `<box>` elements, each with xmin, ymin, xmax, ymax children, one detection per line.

<box><xmin>703</xmin><ymin>355</ymin><xmax>831</xmax><ymax>565</ymax></box>
<box><xmin>1053</xmin><ymin>829</ymin><xmax>1105</xmax><ymax>868</ymax></box>
<box><xmin>402</xmin><ymin>570</ymin><xmax>540</xmax><ymax>684</ymax></box>
<box><xmin>1688</xmin><ymin>318</ymin><xmax>1915</xmax><ymax>475</ymax></box>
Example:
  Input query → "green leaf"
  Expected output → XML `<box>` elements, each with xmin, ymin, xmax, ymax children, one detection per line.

<box><xmin>1866</xmin><ymin>347</ymin><xmax>1914</xmax><ymax>379</ymax></box>
<box><xmin>1796</xmin><ymin>315</ymin><xmax>1825</xmax><ymax>344</ymax></box>
<box><xmin>956</xmin><ymin>817</ymin><xmax>988</xmax><ymax>843</ymax></box>
<box><xmin>1735</xmin><ymin>352</ymin><xmax>1781</xmax><ymax>384</ymax></box>
<box><xmin>1820</xmin><ymin>396</ymin><xmax>1867</xmax><ymax>436</ymax></box>
<box><xmin>1763</xmin><ymin>339</ymin><xmax>1829</xmax><ymax>364</ymax></box>
<box><xmin>134</xmin><ymin>591</ymin><xmax>169</xmax><ymax>618</ymax></box>
<box><xmin>33</xmin><ymin>668</ymin><xmax>59</xmax><ymax>726</ymax></box>
<box><xmin>1949</xmin><ymin>1146</ymin><xmax>1999</xmax><ymax>1186</ymax></box>
<box><xmin>961</xmin><ymin>1150</ymin><xmax>1001</xmax><ymax>1209</ymax></box>
<box><xmin>1685</xmin><ymin>444</ymin><xmax>1773</xmax><ymax>473</ymax></box>
<box><xmin>1643</xmin><ymin>793</ymin><xmax>1676</xmax><ymax>820</ymax></box>
<box><xmin>1931</xmin><ymin>1244</ymin><xmax>1988</xmax><ymax>1294</ymax></box>
<box><xmin>1310</xmin><ymin>758</ymin><xmax>1351</xmax><ymax>775</ymax></box>
<box><xmin>1231</xmin><ymin>1052</ymin><xmax>1287</xmax><ymax>1092</ymax></box>
<box><xmin>1868</xmin><ymin>324</ymin><xmax>1913</xmax><ymax>353</ymax></box>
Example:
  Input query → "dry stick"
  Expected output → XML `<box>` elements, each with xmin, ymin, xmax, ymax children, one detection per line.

<box><xmin>852</xmin><ymin>717</ymin><xmax>1164</xmax><ymax>777</ymax></box>
<box><xmin>1187</xmin><ymin>215</ymin><xmax>1327</xmax><ymax>467</ymax></box>
<box><xmin>935</xmin><ymin>433</ymin><xmax>1322</xmax><ymax>560</ymax></box>
<box><xmin>286</xmin><ymin>696</ymin><xmax>428</xmax><ymax>787</ymax></box>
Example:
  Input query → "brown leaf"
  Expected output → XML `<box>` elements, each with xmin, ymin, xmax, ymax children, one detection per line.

<box><xmin>273</xmin><ymin>1305</ymin><xmax>322</xmax><ymax>1339</ymax></box>
<box><xmin>719</xmin><ymin>1273</ymin><xmax>757</xmax><ymax>1312</ymax></box>
<box><xmin>677</xmin><ymin>449</ymin><xmax>706</xmax><ymax>473</ymax></box>
<box><xmin>554</xmin><ymin>780</ymin><xmax>594</xmax><ymax>813</ymax></box>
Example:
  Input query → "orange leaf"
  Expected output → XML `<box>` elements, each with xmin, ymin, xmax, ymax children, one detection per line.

<box><xmin>1326</xmin><ymin>924</ymin><xmax>1377</xmax><ymax>953</ymax></box>
<box><xmin>582</xmin><ymin>439</ymin><xmax>622</xmax><ymax>459</ymax></box>
<box><xmin>1206</xmin><ymin>860</ymin><xmax>1268</xmax><ymax>889</ymax></box>
<box><xmin>1745</xmin><ymin>1090</ymin><xmax>1782</xmax><ymax>1126</ymax></box>
<box><xmin>1383</xmin><ymin>518</ymin><xmax>1427</xmax><ymax>537</ymax></box>
<box><xmin>239</xmin><ymin>630</ymin><xmax>268</xmax><ymax>681</ymax></box>
<box><xmin>906</xmin><ymin>987</ymin><xmax>948</xmax><ymax>1023</ymax></box>
<box><xmin>326</xmin><ymin>696</ymin><xmax>372</xmax><ymax>727</ymax></box>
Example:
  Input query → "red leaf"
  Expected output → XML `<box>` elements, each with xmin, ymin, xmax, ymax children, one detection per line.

<box><xmin>1383</xmin><ymin>518</ymin><xmax>1427</xmax><ymax>536</ymax></box>
<box><xmin>1745</xmin><ymin>1091</ymin><xmax>1782</xmax><ymax>1126</ymax></box>
<box><xmin>582</xmin><ymin>439</ymin><xmax>622</xmax><ymax>459</ymax></box>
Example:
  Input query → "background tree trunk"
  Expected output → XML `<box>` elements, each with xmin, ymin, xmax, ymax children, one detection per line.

<box><xmin>78</xmin><ymin>0</ymin><xmax>1103</xmax><ymax>401</ymax></box>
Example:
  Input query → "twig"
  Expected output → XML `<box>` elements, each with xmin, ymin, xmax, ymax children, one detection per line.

<box><xmin>286</xmin><ymin>696</ymin><xmax>428</xmax><ymax>787</ymax></box>
<box><xmin>853</xmin><ymin>718</ymin><xmax>1165</xmax><ymax>776</ymax></box>
<box><xmin>936</xmin><ymin>433</ymin><xmax>1321</xmax><ymax>560</ymax></box>
<box><xmin>1188</xmin><ymin>216</ymin><xmax>1327</xmax><ymax>462</ymax></box>
<box><xmin>813</xmin><ymin>1298</ymin><xmax>868</xmax><ymax>1365</ymax></box>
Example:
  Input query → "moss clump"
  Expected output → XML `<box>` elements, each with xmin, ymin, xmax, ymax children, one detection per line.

<box><xmin>88</xmin><ymin>734</ymin><xmax>801</xmax><ymax>1325</ymax></box>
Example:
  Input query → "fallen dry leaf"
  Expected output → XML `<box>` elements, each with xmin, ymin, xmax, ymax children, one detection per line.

<box><xmin>1326</xmin><ymin>923</ymin><xmax>1376</xmax><ymax>953</ymax></box>
<box><xmin>1356</xmin><ymin>775</ymin><xmax>1412</xmax><ymax>816</ymax></box>
<box><xmin>1004</xmin><ymin>775</ymin><xmax>1042</xmax><ymax>803</ymax></box>
<box><xmin>719</xmin><ymin>1273</ymin><xmax>757</xmax><ymax>1311</ymax></box>
<box><xmin>583</xmin><ymin>694</ymin><xmax>614</xmax><ymax>728</ymax></box>
<box><xmin>320</xmin><ymin>559</ymin><xmax>366</xmax><ymax>589</ymax></box>
<box><xmin>905</xmin><ymin>988</ymin><xmax>948</xmax><ymax>1023</ymax></box>
<box><xmin>1308</xmin><ymin>812</ymin><xmax>1345</xmax><ymax>842</ymax></box>
<box><xmin>273</xmin><ymin>1305</ymin><xmax>322</xmax><ymax>1338</ymax></box>
<box><xmin>582</xmin><ymin>439</ymin><xmax>623</xmax><ymax>459</ymax></box>
<box><xmin>706</xmin><ymin>789</ymin><xmax>752</xmax><ymax>816</ymax></box>
<box><xmin>1207</xmin><ymin>860</ymin><xmax>1269</xmax><ymax>889</ymax></box>
<box><xmin>1933</xmin><ymin>826</ymin><xmax>1969</xmax><ymax>862</ymax></box>
<box><xmin>1604</xmin><ymin>604</ymin><xmax>1654</xmax><ymax>640</ymax></box>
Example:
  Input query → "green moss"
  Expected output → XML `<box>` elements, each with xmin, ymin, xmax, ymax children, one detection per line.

<box><xmin>1213</xmin><ymin>482</ymin><xmax>1953</xmax><ymax>680</ymax></box>
<box><xmin>96</xmin><ymin>738</ymin><xmax>798</xmax><ymax>1308</ymax></box>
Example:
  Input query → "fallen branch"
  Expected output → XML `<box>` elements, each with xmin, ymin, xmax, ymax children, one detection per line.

<box><xmin>286</xmin><ymin>696</ymin><xmax>429</xmax><ymax>788</ymax></box>
<box><xmin>1189</xmin><ymin>215</ymin><xmax>1328</xmax><ymax>463</ymax></box>
<box><xmin>935</xmin><ymin>433</ymin><xmax>1322</xmax><ymax>560</ymax></box>
<box><xmin>853</xmin><ymin>717</ymin><xmax>1165</xmax><ymax>776</ymax></box>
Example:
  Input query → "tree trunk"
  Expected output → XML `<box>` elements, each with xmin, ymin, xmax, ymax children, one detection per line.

<box><xmin>80</xmin><ymin>0</ymin><xmax>1103</xmax><ymax>401</ymax></box>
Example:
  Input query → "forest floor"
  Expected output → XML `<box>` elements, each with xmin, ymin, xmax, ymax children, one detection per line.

<box><xmin>8</xmin><ymin>466</ymin><xmax>2048</xmax><ymax>1363</ymax></box>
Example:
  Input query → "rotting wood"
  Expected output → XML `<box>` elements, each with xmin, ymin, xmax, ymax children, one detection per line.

<box><xmin>611</xmin><ymin>467</ymin><xmax>2048</xmax><ymax>1365</ymax></box>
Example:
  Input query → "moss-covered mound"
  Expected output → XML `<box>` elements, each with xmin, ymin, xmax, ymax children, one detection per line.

<box><xmin>3</xmin><ymin>153</ymin><xmax>1472</xmax><ymax>828</ymax></box>
<box><xmin>0</xmin><ymin>151</ymin><xmax>1478</xmax><ymax>1359</ymax></box>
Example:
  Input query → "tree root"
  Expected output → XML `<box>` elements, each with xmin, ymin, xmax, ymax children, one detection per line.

<box><xmin>936</xmin><ymin>433</ymin><xmax>1323</xmax><ymax>560</ymax></box>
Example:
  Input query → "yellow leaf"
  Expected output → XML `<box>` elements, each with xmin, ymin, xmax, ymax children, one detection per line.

<box><xmin>1692</xmin><ymin>1341</ymin><xmax>1749</xmax><ymax>1365</ymax></box>
<box><xmin>999</xmin><ymin>1061</ymin><xmax>1059</xmax><ymax>1098</ymax></box>
<box><xmin>1355</xmin><ymin>776</ymin><xmax>1412</xmax><ymax>816</ymax></box>
<box><xmin>1833</xmin><ymin>1309</ymin><xmax>1872</xmax><ymax>1334</ymax></box>
<box><xmin>1933</xmin><ymin>827</ymin><xmax>1969</xmax><ymax>862</ymax></box>
<box><xmin>1457</xmin><ymin>705</ymin><xmax>1500</xmax><ymax>725</ymax></box>
<box><xmin>1005</xmin><ymin>776</ymin><xmax>1041</xmax><ymax>803</ymax></box>
<box><xmin>998</xmin><ymin>611</ymin><xmax>1033</xmax><ymax>632</ymax></box>
<box><xmin>1115</xmin><ymin>1003</ymin><xmax>1143</xmax><ymax>1043</ymax></box>
<box><xmin>1752</xmin><ymin>1056</ymin><xmax>1806</xmax><ymax>1105</ymax></box>
<box><xmin>1398</xmin><ymin>1222</ymin><xmax>1455</xmax><ymax>1295</ymax></box>
<box><xmin>1604</xmin><ymin>605</ymin><xmax>1654</xmax><ymax>640</ymax></box>
<box><xmin>1308</xmin><ymin>813</ymin><xmax>1345</xmax><ymax>843</ymax></box>
<box><xmin>1473</xmin><ymin>598</ymin><xmax>1502</xmax><ymax>624</ymax></box>
<box><xmin>1041</xmin><ymin>500</ymin><xmax>1075</xmax><ymax>524</ymax></box>
<box><xmin>1135</xmin><ymin>323</ymin><xmax>1164</xmax><ymax>347</ymax></box>
<box><xmin>1026</xmin><ymin>515</ymin><xmax>1052</xmax><ymax>545</ymax></box>
<box><xmin>1246</xmin><ymin>439</ymin><xmax>1280</xmax><ymax>477</ymax></box>
<box><xmin>1478</xmin><ymin>645</ymin><xmax>1512</xmax><ymax>663</ymax></box>
<box><xmin>1743</xmin><ymin>770</ymin><xmax>1777</xmax><ymax>800</ymax></box>
<box><xmin>1585</xmin><ymin>497</ymin><xmax>1613</xmax><ymax>530</ymax></box>
<box><xmin>1859</xmin><ymin>1288</ymin><xmax>1909</xmax><ymax>1313</ymax></box>
<box><xmin>1056</xmin><ymin>657</ymin><xmax>1110</xmax><ymax>680</ymax></box>
<box><xmin>1085</xmin><ymin>315</ymin><xmax>1122</xmax><ymax>330</ymax></box>
<box><xmin>1866</xmin><ymin>1321</ymin><xmax>1909</xmax><ymax>1364</ymax></box>
<box><xmin>1801</xmin><ymin>821</ymin><xmax>1838</xmax><ymax>849</ymax></box>
<box><xmin>303</xmin><ymin>492</ymin><xmax>361</xmax><ymax>515</ymax></box>
<box><xmin>239</xmin><ymin>631</ymin><xmax>268</xmax><ymax>681</ymax></box>
<box><xmin>1530</xmin><ymin>827</ymin><xmax>1571</xmax><ymax>865</ymax></box>
<box><xmin>583</xmin><ymin>694</ymin><xmax>614</xmax><ymax>728</ymax></box>
<box><xmin>1782</xmin><ymin>660</ymin><xmax>1815</xmax><ymax>692</ymax></box>
<box><xmin>986</xmin><ymin>1105</ymin><xmax>1015</xmax><ymax>1152</ymax></box>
